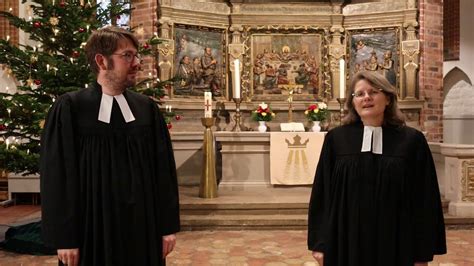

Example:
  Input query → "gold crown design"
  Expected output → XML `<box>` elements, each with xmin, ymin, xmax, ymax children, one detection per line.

<box><xmin>285</xmin><ymin>135</ymin><xmax>309</xmax><ymax>148</ymax></box>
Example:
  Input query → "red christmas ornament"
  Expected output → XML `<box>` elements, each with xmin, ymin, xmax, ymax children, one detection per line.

<box><xmin>33</xmin><ymin>21</ymin><xmax>42</xmax><ymax>28</ymax></box>
<box><xmin>175</xmin><ymin>115</ymin><xmax>181</xmax><ymax>121</ymax></box>
<box><xmin>167</xmin><ymin>123</ymin><xmax>172</xmax><ymax>129</ymax></box>
<box><xmin>116</xmin><ymin>15</ymin><xmax>121</xmax><ymax>20</ymax></box>
<box><xmin>59</xmin><ymin>1</ymin><xmax>65</xmax><ymax>7</ymax></box>
<box><xmin>78</xmin><ymin>28</ymin><xmax>85</xmax><ymax>33</ymax></box>
<box><xmin>34</xmin><ymin>79</ymin><xmax>41</xmax><ymax>85</ymax></box>
<box><xmin>143</xmin><ymin>43</ymin><xmax>150</xmax><ymax>49</ymax></box>
<box><xmin>72</xmin><ymin>50</ymin><xmax>80</xmax><ymax>58</ymax></box>
<box><xmin>0</xmin><ymin>124</ymin><xmax>6</xmax><ymax>131</ymax></box>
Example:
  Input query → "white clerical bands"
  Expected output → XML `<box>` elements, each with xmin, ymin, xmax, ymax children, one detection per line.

<box><xmin>361</xmin><ymin>126</ymin><xmax>382</xmax><ymax>154</ymax></box>
<box><xmin>98</xmin><ymin>93</ymin><xmax>136</xmax><ymax>124</ymax></box>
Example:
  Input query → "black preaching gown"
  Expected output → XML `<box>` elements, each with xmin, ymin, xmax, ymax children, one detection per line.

<box><xmin>307</xmin><ymin>123</ymin><xmax>446</xmax><ymax>266</ymax></box>
<box><xmin>40</xmin><ymin>83</ymin><xmax>180</xmax><ymax>266</ymax></box>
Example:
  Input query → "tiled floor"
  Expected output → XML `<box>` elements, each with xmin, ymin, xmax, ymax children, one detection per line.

<box><xmin>1</xmin><ymin>206</ymin><xmax>474</xmax><ymax>265</ymax></box>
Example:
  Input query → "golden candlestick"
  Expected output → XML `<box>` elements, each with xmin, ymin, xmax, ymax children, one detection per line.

<box><xmin>232</xmin><ymin>98</ymin><xmax>247</xmax><ymax>132</ymax></box>
<box><xmin>336</xmin><ymin>97</ymin><xmax>346</xmax><ymax>125</ymax></box>
<box><xmin>199</xmin><ymin>117</ymin><xmax>218</xmax><ymax>198</ymax></box>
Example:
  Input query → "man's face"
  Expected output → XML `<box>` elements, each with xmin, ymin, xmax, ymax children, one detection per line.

<box><xmin>103</xmin><ymin>38</ymin><xmax>140</xmax><ymax>90</ymax></box>
<box><xmin>205</xmin><ymin>48</ymin><xmax>212</xmax><ymax>55</ymax></box>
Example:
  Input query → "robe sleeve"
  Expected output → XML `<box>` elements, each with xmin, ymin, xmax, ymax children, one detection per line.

<box><xmin>152</xmin><ymin>102</ymin><xmax>180</xmax><ymax>236</ymax></box>
<box><xmin>411</xmin><ymin>131</ymin><xmax>447</xmax><ymax>261</ymax></box>
<box><xmin>40</xmin><ymin>94</ymin><xmax>81</xmax><ymax>249</ymax></box>
<box><xmin>308</xmin><ymin>131</ymin><xmax>333</xmax><ymax>252</ymax></box>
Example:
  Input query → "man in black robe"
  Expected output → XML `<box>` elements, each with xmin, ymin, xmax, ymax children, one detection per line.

<box><xmin>40</xmin><ymin>26</ymin><xmax>180</xmax><ymax>266</ymax></box>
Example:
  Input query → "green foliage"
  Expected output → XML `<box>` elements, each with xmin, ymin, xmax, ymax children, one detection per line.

<box><xmin>0</xmin><ymin>0</ymin><xmax>169</xmax><ymax>175</ymax></box>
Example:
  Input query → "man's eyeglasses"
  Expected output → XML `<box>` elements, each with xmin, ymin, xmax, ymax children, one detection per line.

<box><xmin>352</xmin><ymin>88</ymin><xmax>383</xmax><ymax>98</ymax></box>
<box><xmin>112</xmin><ymin>52</ymin><xmax>142</xmax><ymax>63</ymax></box>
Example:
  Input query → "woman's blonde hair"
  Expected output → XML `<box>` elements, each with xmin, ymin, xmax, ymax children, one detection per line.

<box><xmin>342</xmin><ymin>71</ymin><xmax>405</xmax><ymax>127</ymax></box>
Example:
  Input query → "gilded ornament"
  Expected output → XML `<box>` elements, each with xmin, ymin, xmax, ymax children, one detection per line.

<box><xmin>49</xmin><ymin>16</ymin><xmax>59</xmax><ymax>26</ymax></box>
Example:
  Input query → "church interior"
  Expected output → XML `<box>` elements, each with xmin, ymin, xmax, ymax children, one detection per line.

<box><xmin>1</xmin><ymin>0</ymin><xmax>474</xmax><ymax>264</ymax></box>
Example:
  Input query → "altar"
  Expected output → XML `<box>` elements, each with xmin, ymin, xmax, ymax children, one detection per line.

<box><xmin>213</xmin><ymin>131</ymin><xmax>325</xmax><ymax>187</ymax></box>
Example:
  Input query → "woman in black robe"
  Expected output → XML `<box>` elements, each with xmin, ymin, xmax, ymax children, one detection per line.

<box><xmin>307</xmin><ymin>71</ymin><xmax>446</xmax><ymax>266</ymax></box>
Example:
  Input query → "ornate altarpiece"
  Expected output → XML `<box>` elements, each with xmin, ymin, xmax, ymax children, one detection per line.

<box><xmin>156</xmin><ymin>0</ymin><xmax>423</xmax><ymax>131</ymax></box>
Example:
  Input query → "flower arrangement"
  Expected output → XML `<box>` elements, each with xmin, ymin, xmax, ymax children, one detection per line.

<box><xmin>305</xmin><ymin>102</ymin><xmax>329</xmax><ymax>121</ymax></box>
<box><xmin>252</xmin><ymin>102</ymin><xmax>275</xmax><ymax>122</ymax></box>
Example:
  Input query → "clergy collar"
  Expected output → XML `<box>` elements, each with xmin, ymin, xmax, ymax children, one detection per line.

<box><xmin>98</xmin><ymin>92</ymin><xmax>136</xmax><ymax>124</ymax></box>
<box><xmin>361</xmin><ymin>126</ymin><xmax>383</xmax><ymax>154</ymax></box>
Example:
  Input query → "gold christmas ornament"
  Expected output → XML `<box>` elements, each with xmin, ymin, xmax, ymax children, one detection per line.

<box><xmin>39</xmin><ymin>119</ymin><xmax>45</xmax><ymax>129</ymax></box>
<box><xmin>26</xmin><ymin>78</ymin><xmax>34</xmax><ymax>86</ymax></box>
<box><xmin>49</xmin><ymin>16</ymin><xmax>59</xmax><ymax>26</ymax></box>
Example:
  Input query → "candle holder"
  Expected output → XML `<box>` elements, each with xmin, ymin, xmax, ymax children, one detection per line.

<box><xmin>199</xmin><ymin>117</ymin><xmax>218</xmax><ymax>198</ymax></box>
<box><xmin>336</xmin><ymin>98</ymin><xmax>346</xmax><ymax>125</ymax></box>
<box><xmin>232</xmin><ymin>98</ymin><xmax>247</xmax><ymax>132</ymax></box>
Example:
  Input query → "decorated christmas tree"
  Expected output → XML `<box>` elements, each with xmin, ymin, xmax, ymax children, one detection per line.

<box><xmin>0</xmin><ymin>0</ymin><xmax>169</xmax><ymax>175</ymax></box>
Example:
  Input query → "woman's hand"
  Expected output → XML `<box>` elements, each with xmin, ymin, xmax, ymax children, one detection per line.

<box><xmin>162</xmin><ymin>234</ymin><xmax>176</xmax><ymax>258</ymax></box>
<box><xmin>57</xmin><ymin>248</ymin><xmax>79</xmax><ymax>266</ymax></box>
<box><xmin>312</xmin><ymin>251</ymin><xmax>324</xmax><ymax>266</ymax></box>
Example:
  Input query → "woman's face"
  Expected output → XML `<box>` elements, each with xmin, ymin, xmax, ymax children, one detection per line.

<box><xmin>352</xmin><ymin>79</ymin><xmax>389</xmax><ymax>125</ymax></box>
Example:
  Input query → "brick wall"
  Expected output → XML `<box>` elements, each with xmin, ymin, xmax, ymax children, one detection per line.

<box><xmin>130</xmin><ymin>0</ymin><xmax>158</xmax><ymax>82</ymax></box>
<box><xmin>0</xmin><ymin>0</ymin><xmax>19</xmax><ymax>45</ymax></box>
<box><xmin>419</xmin><ymin>0</ymin><xmax>444</xmax><ymax>142</ymax></box>
<box><xmin>443</xmin><ymin>0</ymin><xmax>460</xmax><ymax>61</ymax></box>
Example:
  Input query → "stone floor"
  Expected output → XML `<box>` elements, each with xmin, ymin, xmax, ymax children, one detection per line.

<box><xmin>1</xmin><ymin>205</ymin><xmax>474</xmax><ymax>265</ymax></box>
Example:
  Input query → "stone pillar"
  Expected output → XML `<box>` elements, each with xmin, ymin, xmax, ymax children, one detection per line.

<box><xmin>440</xmin><ymin>144</ymin><xmax>474</xmax><ymax>217</ymax></box>
<box><xmin>156</xmin><ymin>18</ymin><xmax>174</xmax><ymax>91</ymax></box>
<box><xmin>328</xmin><ymin>3</ymin><xmax>345</xmax><ymax>100</ymax></box>
<box><xmin>401</xmin><ymin>24</ymin><xmax>420</xmax><ymax>100</ymax></box>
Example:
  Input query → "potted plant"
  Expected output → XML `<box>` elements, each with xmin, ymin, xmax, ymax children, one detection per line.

<box><xmin>251</xmin><ymin>102</ymin><xmax>275</xmax><ymax>132</ymax></box>
<box><xmin>304</xmin><ymin>102</ymin><xmax>329</xmax><ymax>132</ymax></box>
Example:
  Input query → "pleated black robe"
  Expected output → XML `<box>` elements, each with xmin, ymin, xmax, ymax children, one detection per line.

<box><xmin>307</xmin><ymin>123</ymin><xmax>446</xmax><ymax>266</ymax></box>
<box><xmin>40</xmin><ymin>82</ymin><xmax>180</xmax><ymax>266</ymax></box>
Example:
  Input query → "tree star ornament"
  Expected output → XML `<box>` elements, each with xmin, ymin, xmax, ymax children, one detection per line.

<box><xmin>49</xmin><ymin>16</ymin><xmax>59</xmax><ymax>26</ymax></box>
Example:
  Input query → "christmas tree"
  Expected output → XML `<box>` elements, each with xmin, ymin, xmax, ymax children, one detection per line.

<box><xmin>0</xmin><ymin>0</ymin><xmax>170</xmax><ymax>175</ymax></box>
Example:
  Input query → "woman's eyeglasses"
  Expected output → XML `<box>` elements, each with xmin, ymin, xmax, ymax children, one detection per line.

<box><xmin>112</xmin><ymin>52</ymin><xmax>142</xmax><ymax>63</ymax></box>
<box><xmin>352</xmin><ymin>88</ymin><xmax>383</xmax><ymax>98</ymax></box>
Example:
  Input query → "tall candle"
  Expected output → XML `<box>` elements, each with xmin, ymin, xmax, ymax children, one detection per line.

<box><xmin>233</xmin><ymin>59</ymin><xmax>241</xmax><ymax>99</ymax></box>
<box><xmin>204</xmin><ymin>92</ymin><xmax>212</xmax><ymax>118</ymax></box>
<box><xmin>339</xmin><ymin>58</ymin><xmax>345</xmax><ymax>98</ymax></box>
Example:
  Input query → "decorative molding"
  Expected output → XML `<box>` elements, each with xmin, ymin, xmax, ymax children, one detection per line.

<box><xmin>462</xmin><ymin>160</ymin><xmax>474</xmax><ymax>202</ymax></box>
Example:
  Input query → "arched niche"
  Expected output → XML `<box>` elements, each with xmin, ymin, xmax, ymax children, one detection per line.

<box><xmin>443</xmin><ymin>66</ymin><xmax>472</xmax><ymax>100</ymax></box>
<box><xmin>443</xmin><ymin>67</ymin><xmax>474</xmax><ymax>144</ymax></box>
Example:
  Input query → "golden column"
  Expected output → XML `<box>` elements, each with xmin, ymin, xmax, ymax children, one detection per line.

<box><xmin>199</xmin><ymin>117</ymin><xmax>218</xmax><ymax>198</ymax></box>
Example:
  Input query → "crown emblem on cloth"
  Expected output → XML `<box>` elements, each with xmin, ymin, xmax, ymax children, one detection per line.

<box><xmin>285</xmin><ymin>135</ymin><xmax>309</xmax><ymax>148</ymax></box>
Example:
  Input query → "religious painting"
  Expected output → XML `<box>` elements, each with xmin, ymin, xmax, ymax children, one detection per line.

<box><xmin>347</xmin><ymin>28</ymin><xmax>400</xmax><ymax>89</ymax></box>
<box><xmin>250</xmin><ymin>34</ymin><xmax>323</xmax><ymax>101</ymax></box>
<box><xmin>173</xmin><ymin>25</ymin><xmax>227</xmax><ymax>98</ymax></box>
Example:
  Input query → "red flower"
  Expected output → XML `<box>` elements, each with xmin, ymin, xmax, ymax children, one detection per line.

<box><xmin>308</xmin><ymin>104</ymin><xmax>318</xmax><ymax>111</ymax></box>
